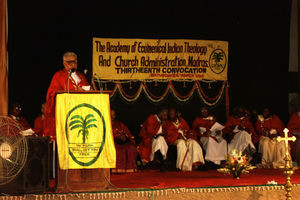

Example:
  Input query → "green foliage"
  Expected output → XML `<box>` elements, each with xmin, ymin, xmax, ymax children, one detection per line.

<box><xmin>69</xmin><ymin>114</ymin><xmax>98</xmax><ymax>143</ymax></box>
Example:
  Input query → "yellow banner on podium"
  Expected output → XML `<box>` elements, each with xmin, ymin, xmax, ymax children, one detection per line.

<box><xmin>56</xmin><ymin>93</ymin><xmax>116</xmax><ymax>169</ymax></box>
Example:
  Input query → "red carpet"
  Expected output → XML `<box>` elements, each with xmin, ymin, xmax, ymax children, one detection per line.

<box><xmin>110</xmin><ymin>168</ymin><xmax>300</xmax><ymax>189</ymax></box>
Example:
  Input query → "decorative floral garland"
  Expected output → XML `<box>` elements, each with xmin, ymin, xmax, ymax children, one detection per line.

<box><xmin>195</xmin><ymin>84</ymin><xmax>225</xmax><ymax>106</ymax></box>
<box><xmin>197</xmin><ymin>81</ymin><xmax>224</xmax><ymax>101</ymax></box>
<box><xmin>95</xmin><ymin>79</ymin><xmax>226</xmax><ymax>106</ymax></box>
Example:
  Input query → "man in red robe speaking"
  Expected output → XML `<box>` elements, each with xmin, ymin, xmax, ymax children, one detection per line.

<box><xmin>44</xmin><ymin>52</ymin><xmax>90</xmax><ymax>140</ymax></box>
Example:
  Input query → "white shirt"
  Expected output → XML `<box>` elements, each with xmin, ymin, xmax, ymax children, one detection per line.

<box><xmin>155</xmin><ymin>115</ymin><xmax>163</xmax><ymax>135</ymax></box>
<box><xmin>71</xmin><ymin>72</ymin><xmax>81</xmax><ymax>85</ymax></box>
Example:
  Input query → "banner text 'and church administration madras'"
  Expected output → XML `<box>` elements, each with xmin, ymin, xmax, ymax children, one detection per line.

<box><xmin>93</xmin><ymin>38</ymin><xmax>228</xmax><ymax>81</ymax></box>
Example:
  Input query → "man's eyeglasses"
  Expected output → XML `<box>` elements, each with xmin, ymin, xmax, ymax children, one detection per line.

<box><xmin>15</xmin><ymin>106</ymin><xmax>22</xmax><ymax>111</ymax></box>
<box><xmin>64</xmin><ymin>60</ymin><xmax>77</xmax><ymax>65</ymax></box>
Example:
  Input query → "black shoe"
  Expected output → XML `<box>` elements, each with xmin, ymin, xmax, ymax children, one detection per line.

<box><xmin>146</xmin><ymin>160</ymin><xmax>159</xmax><ymax>170</ymax></box>
<box><xmin>140</xmin><ymin>162</ymin><xmax>152</xmax><ymax>170</ymax></box>
<box><xmin>160</xmin><ymin>160</ymin><xmax>168</xmax><ymax>172</ymax></box>
<box><xmin>197</xmin><ymin>164</ymin><xmax>208</xmax><ymax>171</ymax></box>
<box><xmin>153</xmin><ymin>150</ymin><xmax>163</xmax><ymax>162</ymax></box>
<box><xmin>206</xmin><ymin>161</ymin><xmax>221</xmax><ymax>170</ymax></box>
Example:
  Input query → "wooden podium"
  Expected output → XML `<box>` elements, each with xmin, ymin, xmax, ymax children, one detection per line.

<box><xmin>56</xmin><ymin>167</ymin><xmax>110</xmax><ymax>192</ymax></box>
<box><xmin>55</xmin><ymin>91</ymin><xmax>112</xmax><ymax>193</ymax></box>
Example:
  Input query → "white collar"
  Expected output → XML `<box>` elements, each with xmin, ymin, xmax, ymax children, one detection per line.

<box><xmin>71</xmin><ymin>72</ymin><xmax>81</xmax><ymax>85</ymax></box>
<box><xmin>10</xmin><ymin>115</ymin><xmax>19</xmax><ymax>120</ymax></box>
<box><xmin>203</xmin><ymin>116</ymin><xmax>213</xmax><ymax>120</ymax></box>
<box><xmin>172</xmin><ymin>118</ymin><xmax>180</xmax><ymax>128</ymax></box>
<box><xmin>155</xmin><ymin>114</ymin><xmax>161</xmax><ymax>122</ymax></box>
<box><xmin>264</xmin><ymin>116</ymin><xmax>272</xmax><ymax>121</ymax></box>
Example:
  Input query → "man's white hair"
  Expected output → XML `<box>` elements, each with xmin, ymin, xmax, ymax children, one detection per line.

<box><xmin>63</xmin><ymin>52</ymin><xmax>77</xmax><ymax>61</ymax></box>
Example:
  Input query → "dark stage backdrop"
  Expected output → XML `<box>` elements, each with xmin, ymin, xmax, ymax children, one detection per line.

<box><xmin>7</xmin><ymin>0</ymin><xmax>292</xmax><ymax>133</ymax></box>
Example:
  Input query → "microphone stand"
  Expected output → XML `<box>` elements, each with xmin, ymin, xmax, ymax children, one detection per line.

<box><xmin>83</xmin><ymin>69</ymin><xmax>97</xmax><ymax>91</ymax></box>
<box><xmin>64</xmin><ymin>68</ymin><xmax>75</xmax><ymax>93</ymax></box>
<box><xmin>79</xmin><ymin>68</ymin><xmax>102</xmax><ymax>93</ymax></box>
<box><xmin>91</xmin><ymin>77</ymin><xmax>97</xmax><ymax>91</ymax></box>
<box><xmin>94</xmin><ymin>75</ymin><xmax>103</xmax><ymax>93</ymax></box>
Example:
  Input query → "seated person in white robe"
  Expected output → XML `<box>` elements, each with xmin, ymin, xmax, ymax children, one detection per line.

<box><xmin>166</xmin><ymin>108</ymin><xmax>204</xmax><ymax>171</ymax></box>
<box><xmin>223</xmin><ymin>106</ymin><xmax>257</xmax><ymax>159</ymax></box>
<box><xmin>256</xmin><ymin>108</ymin><xmax>289</xmax><ymax>168</ymax></box>
<box><xmin>192</xmin><ymin>107</ymin><xmax>227</xmax><ymax>165</ymax></box>
<box><xmin>138</xmin><ymin>108</ymin><xmax>169</xmax><ymax>166</ymax></box>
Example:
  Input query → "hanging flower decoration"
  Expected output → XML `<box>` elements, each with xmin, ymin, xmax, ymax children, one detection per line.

<box><xmin>93</xmin><ymin>79</ymin><xmax>226</xmax><ymax>107</ymax></box>
<box><xmin>217</xmin><ymin>149</ymin><xmax>256</xmax><ymax>179</ymax></box>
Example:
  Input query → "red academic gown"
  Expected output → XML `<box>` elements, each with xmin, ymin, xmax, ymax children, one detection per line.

<box><xmin>255</xmin><ymin>115</ymin><xmax>285</xmax><ymax>137</ymax></box>
<box><xmin>223</xmin><ymin>116</ymin><xmax>259</xmax><ymax>144</ymax></box>
<box><xmin>287</xmin><ymin>113</ymin><xmax>300</xmax><ymax>159</ymax></box>
<box><xmin>4</xmin><ymin>116</ymin><xmax>31</xmax><ymax>136</ymax></box>
<box><xmin>9</xmin><ymin>115</ymin><xmax>31</xmax><ymax>130</ymax></box>
<box><xmin>166</xmin><ymin>117</ymin><xmax>196</xmax><ymax>145</ymax></box>
<box><xmin>192</xmin><ymin>116</ymin><xmax>220</xmax><ymax>142</ymax></box>
<box><xmin>138</xmin><ymin>114</ymin><xmax>164</xmax><ymax>162</ymax></box>
<box><xmin>44</xmin><ymin>69</ymin><xmax>89</xmax><ymax>139</ymax></box>
<box><xmin>112</xmin><ymin>120</ymin><xmax>137</xmax><ymax>170</ymax></box>
<box><xmin>288</xmin><ymin>113</ymin><xmax>300</xmax><ymax>134</ymax></box>
<box><xmin>112</xmin><ymin>120</ymin><xmax>135</xmax><ymax>143</ymax></box>
<box><xmin>192</xmin><ymin>116</ymin><xmax>216</xmax><ymax>136</ymax></box>
<box><xmin>33</xmin><ymin>115</ymin><xmax>46</xmax><ymax>137</ymax></box>
<box><xmin>258</xmin><ymin>114</ymin><xmax>295</xmax><ymax>159</ymax></box>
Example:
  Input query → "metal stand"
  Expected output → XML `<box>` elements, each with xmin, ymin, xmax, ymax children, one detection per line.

<box><xmin>277</xmin><ymin>128</ymin><xmax>297</xmax><ymax>200</ymax></box>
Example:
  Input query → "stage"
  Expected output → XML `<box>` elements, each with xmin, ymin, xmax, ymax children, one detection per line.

<box><xmin>1</xmin><ymin>168</ymin><xmax>300</xmax><ymax>200</ymax></box>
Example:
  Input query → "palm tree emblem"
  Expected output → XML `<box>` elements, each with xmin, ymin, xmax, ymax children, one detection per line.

<box><xmin>212</xmin><ymin>52</ymin><xmax>224</xmax><ymax>69</ymax></box>
<box><xmin>69</xmin><ymin>114</ymin><xmax>97</xmax><ymax>143</ymax></box>
<box><xmin>209</xmin><ymin>49</ymin><xmax>226</xmax><ymax>74</ymax></box>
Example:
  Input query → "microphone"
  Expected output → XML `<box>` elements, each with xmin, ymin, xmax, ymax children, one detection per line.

<box><xmin>64</xmin><ymin>68</ymin><xmax>76</xmax><ymax>91</ymax></box>
<box><xmin>69</xmin><ymin>68</ymin><xmax>76</xmax><ymax>74</ymax></box>
<box><xmin>83</xmin><ymin>69</ymin><xmax>88</xmax><ymax>76</ymax></box>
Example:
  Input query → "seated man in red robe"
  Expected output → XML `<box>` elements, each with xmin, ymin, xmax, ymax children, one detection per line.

<box><xmin>111</xmin><ymin>109</ymin><xmax>137</xmax><ymax>173</ymax></box>
<box><xmin>287</xmin><ymin>104</ymin><xmax>300</xmax><ymax>165</ymax></box>
<box><xmin>33</xmin><ymin>102</ymin><xmax>47</xmax><ymax>137</ymax></box>
<box><xmin>44</xmin><ymin>52</ymin><xmax>90</xmax><ymax>141</ymax></box>
<box><xmin>256</xmin><ymin>107</ymin><xmax>287</xmax><ymax>168</ymax></box>
<box><xmin>166</xmin><ymin>108</ymin><xmax>204</xmax><ymax>171</ymax></box>
<box><xmin>223</xmin><ymin>106</ymin><xmax>257</xmax><ymax>158</ymax></box>
<box><xmin>9</xmin><ymin>102</ymin><xmax>32</xmax><ymax>133</ymax></box>
<box><xmin>192</xmin><ymin>107</ymin><xmax>227</xmax><ymax>166</ymax></box>
<box><xmin>138</xmin><ymin>107</ymin><xmax>169</xmax><ymax>168</ymax></box>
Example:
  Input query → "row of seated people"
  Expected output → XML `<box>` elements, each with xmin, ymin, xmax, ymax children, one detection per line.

<box><xmin>7</xmin><ymin>101</ymin><xmax>300</xmax><ymax>173</ymax></box>
<box><xmin>112</xmin><ymin>105</ymin><xmax>300</xmax><ymax>173</ymax></box>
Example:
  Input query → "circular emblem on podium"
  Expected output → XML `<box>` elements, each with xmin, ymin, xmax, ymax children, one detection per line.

<box><xmin>65</xmin><ymin>103</ymin><xmax>106</xmax><ymax>166</ymax></box>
